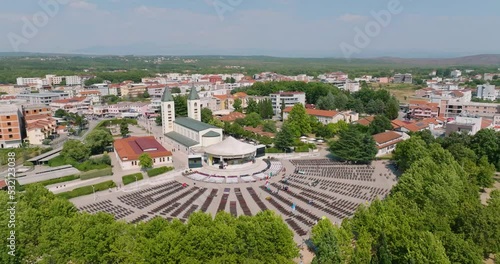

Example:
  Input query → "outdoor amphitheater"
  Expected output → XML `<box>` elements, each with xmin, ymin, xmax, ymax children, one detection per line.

<box><xmin>71</xmin><ymin>157</ymin><xmax>398</xmax><ymax>240</ymax></box>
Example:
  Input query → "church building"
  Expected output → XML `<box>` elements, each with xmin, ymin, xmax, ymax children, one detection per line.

<box><xmin>163</xmin><ymin>87</ymin><xmax>223</xmax><ymax>153</ymax></box>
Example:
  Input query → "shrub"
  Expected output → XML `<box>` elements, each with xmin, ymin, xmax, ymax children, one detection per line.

<box><xmin>295</xmin><ymin>146</ymin><xmax>310</xmax><ymax>153</ymax></box>
<box><xmin>23</xmin><ymin>161</ymin><xmax>33</xmax><ymax>167</ymax></box>
<box><xmin>122</xmin><ymin>173</ymin><xmax>144</xmax><ymax>185</ymax></box>
<box><xmin>265</xmin><ymin>147</ymin><xmax>284</xmax><ymax>153</ymax></box>
<box><xmin>147</xmin><ymin>166</ymin><xmax>174</xmax><ymax>177</ymax></box>
<box><xmin>57</xmin><ymin>180</ymin><xmax>116</xmax><ymax>199</ymax></box>
<box><xmin>79</xmin><ymin>168</ymin><xmax>113</xmax><ymax>180</ymax></box>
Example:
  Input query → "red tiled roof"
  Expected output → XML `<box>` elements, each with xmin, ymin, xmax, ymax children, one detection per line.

<box><xmin>357</xmin><ymin>116</ymin><xmax>375</xmax><ymax>126</ymax></box>
<box><xmin>218</xmin><ymin>112</ymin><xmax>246</xmax><ymax>122</ymax></box>
<box><xmin>114</xmin><ymin>136</ymin><xmax>172</xmax><ymax>161</ymax></box>
<box><xmin>373</xmin><ymin>131</ymin><xmax>403</xmax><ymax>145</ymax></box>
<box><xmin>0</xmin><ymin>180</ymin><xmax>6</xmax><ymax>189</ymax></box>
<box><xmin>284</xmin><ymin>107</ymin><xmax>338</xmax><ymax>118</ymax></box>
<box><xmin>233</xmin><ymin>92</ymin><xmax>247</xmax><ymax>98</ymax></box>
<box><xmin>79</xmin><ymin>90</ymin><xmax>100</xmax><ymax>95</ymax></box>
<box><xmin>213</xmin><ymin>94</ymin><xmax>229</xmax><ymax>100</ymax></box>
<box><xmin>244</xmin><ymin>126</ymin><xmax>275</xmax><ymax>138</ymax></box>
<box><xmin>52</xmin><ymin>97</ymin><xmax>86</xmax><ymax>104</ymax></box>
<box><xmin>481</xmin><ymin>119</ymin><xmax>493</xmax><ymax>129</ymax></box>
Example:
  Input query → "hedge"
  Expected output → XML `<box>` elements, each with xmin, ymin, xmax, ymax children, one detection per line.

<box><xmin>95</xmin><ymin>118</ymin><xmax>138</xmax><ymax>130</ymax></box>
<box><xmin>294</xmin><ymin>146</ymin><xmax>310</xmax><ymax>153</ymax></box>
<box><xmin>265</xmin><ymin>147</ymin><xmax>284</xmax><ymax>153</ymax></box>
<box><xmin>79</xmin><ymin>168</ymin><xmax>113</xmax><ymax>180</ymax></box>
<box><xmin>147</xmin><ymin>166</ymin><xmax>174</xmax><ymax>177</ymax></box>
<box><xmin>56</xmin><ymin>180</ymin><xmax>116</xmax><ymax>199</ymax></box>
<box><xmin>30</xmin><ymin>175</ymin><xmax>80</xmax><ymax>187</ymax></box>
<box><xmin>122</xmin><ymin>173</ymin><xmax>144</xmax><ymax>185</ymax></box>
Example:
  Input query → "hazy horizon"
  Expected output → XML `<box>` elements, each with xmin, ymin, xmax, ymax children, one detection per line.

<box><xmin>2</xmin><ymin>0</ymin><xmax>500</xmax><ymax>58</ymax></box>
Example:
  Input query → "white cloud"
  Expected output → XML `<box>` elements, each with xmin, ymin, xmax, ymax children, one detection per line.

<box><xmin>337</xmin><ymin>13</ymin><xmax>368</xmax><ymax>22</ymax></box>
<box><xmin>69</xmin><ymin>1</ymin><xmax>97</xmax><ymax>11</ymax></box>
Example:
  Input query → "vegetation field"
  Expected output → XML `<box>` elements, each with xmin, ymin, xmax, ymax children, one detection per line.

<box><xmin>56</xmin><ymin>180</ymin><xmax>116</xmax><ymax>199</ymax></box>
<box><xmin>147</xmin><ymin>166</ymin><xmax>174</xmax><ymax>177</ymax></box>
<box><xmin>122</xmin><ymin>173</ymin><xmax>143</xmax><ymax>185</ymax></box>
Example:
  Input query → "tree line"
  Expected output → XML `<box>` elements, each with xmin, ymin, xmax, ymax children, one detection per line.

<box><xmin>311</xmin><ymin>132</ymin><xmax>500</xmax><ymax>263</ymax></box>
<box><xmin>0</xmin><ymin>185</ymin><xmax>299</xmax><ymax>263</ymax></box>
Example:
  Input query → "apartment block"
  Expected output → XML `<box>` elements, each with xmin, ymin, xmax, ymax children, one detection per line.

<box><xmin>0</xmin><ymin>106</ymin><xmax>23</xmax><ymax>148</ymax></box>
<box><xmin>16</xmin><ymin>92</ymin><xmax>70</xmax><ymax>105</ymax></box>
<box><xmin>270</xmin><ymin>91</ymin><xmax>306</xmax><ymax>116</ymax></box>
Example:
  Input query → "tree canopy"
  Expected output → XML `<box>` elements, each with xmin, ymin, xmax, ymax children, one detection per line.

<box><xmin>328</xmin><ymin>126</ymin><xmax>377</xmax><ymax>163</ymax></box>
<box><xmin>0</xmin><ymin>186</ymin><xmax>299</xmax><ymax>263</ymax></box>
<box><xmin>61</xmin><ymin>140</ymin><xmax>91</xmax><ymax>162</ymax></box>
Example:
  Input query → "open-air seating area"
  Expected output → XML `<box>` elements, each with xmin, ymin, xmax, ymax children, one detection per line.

<box><xmin>200</xmin><ymin>189</ymin><xmax>218</xmax><ymax>212</ymax></box>
<box><xmin>148</xmin><ymin>186</ymin><xmax>196</xmax><ymax>214</ymax></box>
<box><xmin>130</xmin><ymin>214</ymin><xmax>149</xmax><ymax>224</ymax></box>
<box><xmin>187</xmin><ymin>173</ymin><xmax>208</xmax><ymax>181</ymax></box>
<box><xmin>235</xmin><ymin>188</ymin><xmax>252</xmax><ymax>216</ymax></box>
<box><xmin>226</xmin><ymin>176</ymin><xmax>239</xmax><ymax>184</ymax></box>
<box><xmin>170</xmin><ymin>188</ymin><xmax>207</xmax><ymax>217</ymax></box>
<box><xmin>240</xmin><ymin>175</ymin><xmax>256</xmax><ymax>182</ymax></box>
<box><xmin>117</xmin><ymin>181</ymin><xmax>181</xmax><ymax>209</ymax></box>
<box><xmin>79</xmin><ymin>200</ymin><xmax>134</xmax><ymax>220</ymax></box>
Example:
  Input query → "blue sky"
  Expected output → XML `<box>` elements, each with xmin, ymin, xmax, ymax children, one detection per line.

<box><xmin>1</xmin><ymin>0</ymin><xmax>500</xmax><ymax>57</ymax></box>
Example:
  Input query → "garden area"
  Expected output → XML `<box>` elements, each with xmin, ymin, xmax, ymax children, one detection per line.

<box><xmin>147</xmin><ymin>166</ymin><xmax>175</xmax><ymax>177</ymax></box>
<box><xmin>122</xmin><ymin>173</ymin><xmax>144</xmax><ymax>185</ymax></box>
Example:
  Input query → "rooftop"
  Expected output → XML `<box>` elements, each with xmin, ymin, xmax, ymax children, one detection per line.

<box><xmin>114</xmin><ymin>136</ymin><xmax>172</xmax><ymax>161</ymax></box>
<box><xmin>373</xmin><ymin>131</ymin><xmax>403</xmax><ymax>145</ymax></box>
<box><xmin>165</xmin><ymin>131</ymin><xmax>199</xmax><ymax>147</ymax></box>
<box><xmin>202</xmin><ymin>131</ymin><xmax>221</xmax><ymax>137</ymax></box>
<box><xmin>174</xmin><ymin>117</ymin><xmax>218</xmax><ymax>132</ymax></box>
<box><xmin>284</xmin><ymin>107</ymin><xmax>338</xmax><ymax>118</ymax></box>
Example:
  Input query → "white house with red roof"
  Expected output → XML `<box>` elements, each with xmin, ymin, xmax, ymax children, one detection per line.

<box><xmin>373</xmin><ymin>131</ymin><xmax>410</xmax><ymax>157</ymax></box>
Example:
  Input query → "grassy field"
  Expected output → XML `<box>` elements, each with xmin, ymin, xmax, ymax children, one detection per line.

<box><xmin>370</xmin><ymin>83</ymin><xmax>423</xmax><ymax>103</ymax></box>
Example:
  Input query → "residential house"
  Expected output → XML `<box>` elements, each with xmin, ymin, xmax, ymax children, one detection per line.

<box><xmin>373</xmin><ymin>131</ymin><xmax>410</xmax><ymax>157</ymax></box>
<box><xmin>408</xmin><ymin>100</ymin><xmax>440</xmax><ymax>118</ymax></box>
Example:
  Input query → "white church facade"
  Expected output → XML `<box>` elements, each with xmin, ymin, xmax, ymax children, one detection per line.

<box><xmin>162</xmin><ymin>87</ymin><xmax>223</xmax><ymax>153</ymax></box>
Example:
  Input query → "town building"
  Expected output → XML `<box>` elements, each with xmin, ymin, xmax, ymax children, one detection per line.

<box><xmin>49</xmin><ymin>97</ymin><xmax>91</xmax><ymax>114</ymax></box>
<box><xmin>0</xmin><ymin>106</ymin><xmax>23</xmax><ymax>148</ymax></box>
<box><xmin>162</xmin><ymin>88</ymin><xmax>223</xmax><ymax>154</ymax></box>
<box><xmin>450</xmin><ymin>70</ymin><xmax>462</xmax><ymax>78</ymax></box>
<box><xmin>270</xmin><ymin>91</ymin><xmax>306</xmax><ymax>116</ymax></box>
<box><xmin>16</xmin><ymin>92</ymin><xmax>70</xmax><ymax>105</ymax></box>
<box><xmin>493</xmin><ymin>115</ymin><xmax>500</xmax><ymax>131</ymax></box>
<box><xmin>445</xmin><ymin>115</ymin><xmax>483</xmax><ymax>136</ymax></box>
<box><xmin>393</xmin><ymin>73</ymin><xmax>412</xmax><ymax>84</ymax></box>
<box><xmin>113</xmin><ymin>136</ymin><xmax>173</xmax><ymax>170</ymax></box>
<box><xmin>373</xmin><ymin>131</ymin><xmax>410</xmax><ymax>157</ymax></box>
<box><xmin>477</xmin><ymin>84</ymin><xmax>497</xmax><ymax>101</ymax></box>
<box><xmin>408</xmin><ymin>100</ymin><xmax>440</xmax><ymax>119</ymax></box>
<box><xmin>283</xmin><ymin>107</ymin><xmax>358</xmax><ymax>124</ymax></box>
<box><xmin>443</xmin><ymin>101</ymin><xmax>500</xmax><ymax>118</ymax></box>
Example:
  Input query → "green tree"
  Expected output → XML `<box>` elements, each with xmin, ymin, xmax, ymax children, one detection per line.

<box><xmin>369</xmin><ymin>115</ymin><xmax>393</xmax><ymax>135</ymax></box>
<box><xmin>274</xmin><ymin>123</ymin><xmax>295</xmax><ymax>150</ymax></box>
<box><xmin>316</xmin><ymin>92</ymin><xmax>336</xmax><ymax>110</ymax></box>
<box><xmin>85</xmin><ymin>129</ymin><xmax>114</xmax><ymax>155</ymax></box>
<box><xmin>225</xmin><ymin>77</ymin><xmax>236</xmax><ymax>83</ymax></box>
<box><xmin>262</xmin><ymin>120</ymin><xmax>277</xmax><ymax>133</ymax></box>
<box><xmin>54</xmin><ymin>109</ymin><xmax>67</xmax><ymax>118</ymax></box>
<box><xmin>120</xmin><ymin>120</ymin><xmax>129</xmax><ymax>137</ymax></box>
<box><xmin>61</xmin><ymin>139</ymin><xmax>91</xmax><ymax>162</ymax></box>
<box><xmin>155</xmin><ymin>113</ymin><xmax>162</xmax><ymax>126</ymax></box>
<box><xmin>173</xmin><ymin>94</ymin><xmax>188</xmax><ymax>117</ymax></box>
<box><xmin>311</xmin><ymin>219</ymin><xmax>343</xmax><ymax>264</ymax></box>
<box><xmin>142</xmin><ymin>90</ymin><xmax>150</xmax><ymax>98</ymax></box>
<box><xmin>476</xmin><ymin>156</ymin><xmax>495</xmax><ymax>188</ymax></box>
<box><xmin>138</xmin><ymin>153</ymin><xmax>153</xmax><ymax>170</ymax></box>
<box><xmin>246</xmin><ymin>98</ymin><xmax>258</xmax><ymax>114</ymax></box>
<box><xmin>201</xmin><ymin>108</ymin><xmax>213</xmax><ymax>124</ymax></box>
<box><xmin>258</xmin><ymin>99</ymin><xmax>274</xmax><ymax>119</ymax></box>
<box><xmin>469</xmin><ymin>129</ymin><xmax>500</xmax><ymax>170</ymax></box>
<box><xmin>384</xmin><ymin>98</ymin><xmax>399</xmax><ymax>120</ymax></box>
<box><xmin>233</xmin><ymin>98</ymin><xmax>243</xmax><ymax>112</ymax></box>
<box><xmin>365</xmin><ymin>99</ymin><xmax>386</xmax><ymax>115</ymax></box>
<box><xmin>171</xmin><ymin>87</ymin><xmax>181</xmax><ymax>93</ymax></box>
<box><xmin>328</xmin><ymin>126</ymin><xmax>377</xmax><ymax>163</ymax></box>
<box><xmin>244</xmin><ymin>112</ymin><xmax>262</xmax><ymax>128</ymax></box>
<box><xmin>287</xmin><ymin>103</ymin><xmax>311</xmax><ymax>136</ymax></box>
<box><xmin>393</xmin><ymin>137</ymin><xmax>429</xmax><ymax>172</ymax></box>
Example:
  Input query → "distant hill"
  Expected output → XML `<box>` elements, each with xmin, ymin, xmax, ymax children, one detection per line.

<box><xmin>370</xmin><ymin>54</ymin><xmax>500</xmax><ymax>66</ymax></box>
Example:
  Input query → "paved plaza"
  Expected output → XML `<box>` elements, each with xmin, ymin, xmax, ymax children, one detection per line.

<box><xmin>70</xmin><ymin>152</ymin><xmax>398</xmax><ymax>243</ymax></box>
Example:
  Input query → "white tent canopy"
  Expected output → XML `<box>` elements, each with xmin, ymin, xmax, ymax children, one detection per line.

<box><xmin>205</xmin><ymin>136</ymin><xmax>256</xmax><ymax>157</ymax></box>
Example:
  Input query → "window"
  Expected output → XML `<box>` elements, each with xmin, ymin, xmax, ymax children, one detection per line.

<box><xmin>8</xmin><ymin>129</ymin><xmax>12</xmax><ymax>132</ymax></box>
<box><xmin>6</xmin><ymin>116</ymin><xmax>10</xmax><ymax>119</ymax></box>
<box><xmin>9</xmin><ymin>135</ymin><xmax>13</xmax><ymax>138</ymax></box>
<box><xmin>7</xmin><ymin>122</ymin><xmax>11</xmax><ymax>126</ymax></box>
